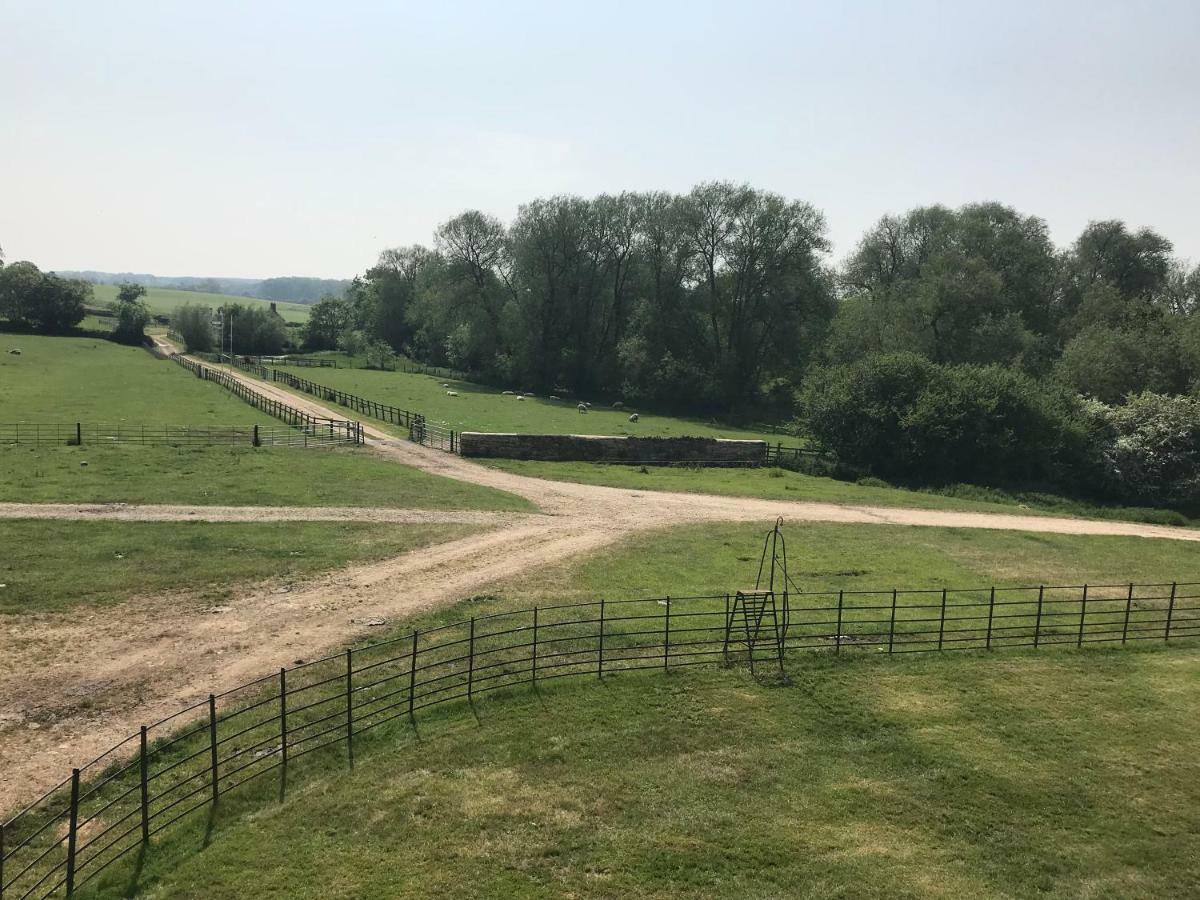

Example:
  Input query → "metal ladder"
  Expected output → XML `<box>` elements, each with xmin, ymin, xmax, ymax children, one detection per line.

<box><xmin>724</xmin><ymin>589</ymin><xmax>785</xmax><ymax>675</ymax></box>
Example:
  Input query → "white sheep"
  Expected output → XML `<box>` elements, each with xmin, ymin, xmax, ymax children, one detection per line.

<box><xmin>446</xmin><ymin>390</ymin><xmax>458</xmax><ymax>397</ymax></box>
<box><xmin>577</xmin><ymin>402</ymin><xmax>588</xmax><ymax>414</ymax></box>
<box><xmin>502</xmin><ymin>390</ymin><xmax>515</xmax><ymax>395</ymax></box>
<box><xmin>517</xmin><ymin>395</ymin><xmax>525</xmax><ymax>401</ymax></box>
<box><xmin>629</xmin><ymin>413</ymin><xmax>639</xmax><ymax>423</ymax></box>
<box><xmin>442</xmin><ymin>383</ymin><xmax>450</xmax><ymax>388</ymax></box>
<box><xmin>549</xmin><ymin>395</ymin><xmax>560</xmax><ymax>401</ymax></box>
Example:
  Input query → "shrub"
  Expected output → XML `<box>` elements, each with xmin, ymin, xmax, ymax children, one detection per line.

<box><xmin>1096</xmin><ymin>392</ymin><xmax>1200</xmax><ymax>507</ymax></box>
<box><xmin>175</xmin><ymin>303</ymin><xmax>215</xmax><ymax>352</ymax></box>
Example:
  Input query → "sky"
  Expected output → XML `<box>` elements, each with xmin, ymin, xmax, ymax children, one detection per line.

<box><xmin>1</xmin><ymin>0</ymin><xmax>1198</xmax><ymax>279</ymax></box>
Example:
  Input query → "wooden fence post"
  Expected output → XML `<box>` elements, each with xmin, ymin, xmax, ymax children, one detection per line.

<box><xmin>408</xmin><ymin>630</ymin><xmax>418</xmax><ymax>722</ymax></box>
<box><xmin>1033</xmin><ymin>586</ymin><xmax>1044</xmax><ymax>648</ymax></box>
<box><xmin>1166</xmin><ymin>582</ymin><xmax>1177</xmax><ymax>641</ymax></box>
<box><xmin>279</xmin><ymin>668</ymin><xmax>288</xmax><ymax>771</ymax></box>
<box><xmin>208</xmin><ymin>694</ymin><xmax>219</xmax><ymax>805</ymax></box>
<box><xmin>345</xmin><ymin>649</ymin><xmax>354</xmax><ymax>765</ymax></box>
<box><xmin>75</xmin><ymin>422</ymin><xmax>81</xmax><ymax>446</ymax></box>
<box><xmin>1123</xmin><ymin>583</ymin><xmax>1134</xmax><ymax>644</ymax></box>
<box><xmin>531</xmin><ymin>607</ymin><xmax>539</xmax><ymax>686</ymax></box>
<box><xmin>835</xmin><ymin>591</ymin><xmax>844</xmax><ymax>654</ymax></box>
<box><xmin>467</xmin><ymin>618</ymin><xmax>475</xmax><ymax>701</ymax></box>
<box><xmin>937</xmin><ymin>588</ymin><xmax>947</xmax><ymax>651</ymax></box>
<box><xmin>140</xmin><ymin>726</ymin><xmax>150</xmax><ymax>844</ymax></box>
<box><xmin>1077</xmin><ymin>584</ymin><xmax>1088</xmax><ymax>648</ymax></box>
<box><xmin>887</xmin><ymin>589</ymin><xmax>897</xmax><ymax>654</ymax></box>
<box><xmin>65</xmin><ymin>768</ymin><xmax>80</xmax><ymax>896</ymax></box>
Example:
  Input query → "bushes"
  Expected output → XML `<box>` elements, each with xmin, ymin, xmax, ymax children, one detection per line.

<box><xmin>175</xmin><ymin>303</ymin><xmax>215</xmax><ymax>352</ymax></box>
<box><xmin>1095</xmin><ymin>393</ymin><xmax>1200</xmax><ymax>508</ymax></box>
<box><xmin>0</xmin><ymin>261</ymin><xmax>89</xmax><ymax>332</ymax></box>
<box><xmin>800</xmin><ymin>353</ymin><xmax>1094</xmax><ymax>490</ymax></box>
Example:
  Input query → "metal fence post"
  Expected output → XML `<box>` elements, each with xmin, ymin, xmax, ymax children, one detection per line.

<box><xmin>1123</xmin><ymin>583</ymin><xmax>1134</xmax><ymax>644</ymax></box>
<box><xmin>408</xmin><ymin>630</ymin><xmax>418</xmax><ymax>722</ymax></box>
<box><xmin>937</xmin><ymin>588</ymin><xmax>947</xmax><ymax>651</ymax></box>
<box><xmin>140</xmin><ymin>726</ymin><xmax>150</xmax><ymax>844</ymax></box>
<box><xmin>664</xmin><ymin>596</ymin><xmax>671</xmax><ymax>670</ymax></box>
<box><xmin>1</xmin><ymin>819</ymin><xmax>5</xmax><ymax>900</ymax></box>
<box><xmin>598</xmin><ymin>599</ymin><xmax>606</xmax><ymax>678</ymax></box>
<box><xmin>887</xmin><ymin>589</ymin><xmax>897</xmax><ymax>654</ymax></box>
<box><xmin>1077</xmin><ymin>584</ymin><xmax>1088</xmax><ymax>648</ymax></box>
<box><xmin>1166</xmin><ymin>582</ymin><xmax>1177</xmax><ymax>641</ymax></box>
<box><xmin>280</xmin><ymin>668</ymin><xmax>288</xmax><ymax>770</ymax></box>
<box><xmin>1033</xmin><ymin>586</ymin><xmax>1044</xmax><ymax>648</ymax></box>
<box><xmin>345</xmin><ymin>648</ymin><xmax>354</xmax><ymax>765</ymax></box>
<box><xmin>835</xmin><ymin>590</ymin><xmax>845</xmax><ymax>654</ymax></box>
<box><xmin>467</xmin><ymin>617</ymin><xmax>476</xmax><ymax>701</ymax></box>
<box><xmin>75</xmin><ymin>422</ymin><xmax>81</xmax><ymax>446</ymax></box>
<box><xmin>531</xmin><ymin>607</ymin><xmax>539</xmax><ymax>686</ymax></box>
<box><xmin>208</xmin><ymin>694</ymin><xmax>219</xmax><ymax>805</ymax></box>
<box><xmin>986</xmin><ymin>587</ymin><xmax>995</xmax><ymax>650</ymax></box>
<box><xmin>66</xmin><ymin>768</ymin><xmax>80</xmax><ymax>896</ymax></box>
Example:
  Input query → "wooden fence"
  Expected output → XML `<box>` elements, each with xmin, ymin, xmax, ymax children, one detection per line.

<box><xmin>3</xmin><ymin>580</ymin><xmax>1196</xmax><ymax>899</ymax></box>
<box><xmin>0</xmin><ymin>422</ymin><xmax>357</xmax><ymax>448</ymax></box>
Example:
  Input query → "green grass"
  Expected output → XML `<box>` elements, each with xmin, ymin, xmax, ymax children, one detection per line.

<box><xmin>482</xmin><ymin>459</ymin><xmax>1194</xmax><ymax>527</ymax></box>
<box><xmin>50</xmin><ymin>520</ymin><xmax>1200</xmax><ymax>897</ymax></box>
<box><xmin>91</xmin><ymin>284</ymin><xmax>310</xmax><ymax>323</ymax></box>
<box><xmin>78</xmin><ymin>647</ymin><xmax>1200</xmax><ymax>899</ymax></box>
<box><xmin>273</xmin><ymin>363</ymin><xmax>784</xmax><ymax>441</ymax></box>
<box><xmin>0</xmin><ymin>444</ymin><xmax>533</xmax><ymax>510</ymax></box>
<box><xmin>0</xmin><ymin>520</ymin><xmax>476</xmax><ymax>614</ymax></box>
<box><xmin>0</xmin><ymin>334</ymin><xmax>272</xmax><ymax>423</ymax></box>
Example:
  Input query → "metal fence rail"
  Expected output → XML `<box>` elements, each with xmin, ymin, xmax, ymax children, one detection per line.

<box><xmin>0</xmin><ymin>422</ymin><xmax>355</xmax><ymax>448</ymax></box>
<box><xmin>3</xmin><ymin>580</ymin><xmax>1196</xmax><ymax>899</ymax></box>
<box><xmin>170</xmin><ymin>355</ymin><xmax>363</xmax><ymax>445</ymax></box>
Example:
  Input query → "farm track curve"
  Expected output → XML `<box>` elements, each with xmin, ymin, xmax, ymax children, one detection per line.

<box><xmin>3</xmin><ymin>344</ymin><xmax>1199</xmax><ymax>810</ymax></box>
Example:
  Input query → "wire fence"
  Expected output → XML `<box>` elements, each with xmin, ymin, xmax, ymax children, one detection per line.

<box><xmin>0</xmin><ymin>422</ymin><xmax>356</xmax><ymax>448</ymax></box>
<box><xmin>169</xmin><ymin>355</ymin><xmax>363</xmax><ymax>445</ymax></box>
<box><xmin>3</xmin><ymin>580</ymin><xmax>1196</xmax><ymax>899</ymax></box>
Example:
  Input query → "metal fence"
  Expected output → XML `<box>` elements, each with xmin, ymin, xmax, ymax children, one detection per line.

<box><xmin>170</xmin><ymin>355</ymin><xmax>363</xmax><ymax>445</ymax></box>
<box><xmin>0</xmin><ymin>422</ymin><xmax>356</xmax><ymax>448</ymax></box>
<box><xmin>2</xmin><ymin>580</ymin><xmax>1196</xmax><ymax>899</ymax></box>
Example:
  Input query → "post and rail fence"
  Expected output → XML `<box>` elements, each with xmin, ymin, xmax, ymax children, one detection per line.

<box><xmin>0</xmin><ymin>422</ymin><xmax>356</xmax><ymax>449</ymax></box>
<box><xmin>3</xmin><ymin>580</ymin><xmax>1197</xmax><ymax>899</ymax></box>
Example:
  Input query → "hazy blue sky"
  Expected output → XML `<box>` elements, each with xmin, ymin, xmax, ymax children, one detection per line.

<box><xmin>2</xmin><ymin>0</ymin><xmax>1197</xmax><ymax>278</ymax></box>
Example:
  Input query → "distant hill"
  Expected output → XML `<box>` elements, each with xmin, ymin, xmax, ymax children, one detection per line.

<box><xmin>56</xmin><ymin>271</ymin><xmax>350</xmax><ymax>305</ymax></box>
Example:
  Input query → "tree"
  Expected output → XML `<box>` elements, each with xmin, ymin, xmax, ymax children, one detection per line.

<box><xmin>0</xmin><ymin>261</ymin><xmax>89</xmax><ymax>332</ymax></box>
<box><xmin>116</xmin><ymin>281</ymin><xmax>147</xmax><ymax>305</ymax></box>
<box><xmin>174</xmin><ymin>303</ymin><xmax>215</xmax><ymax>352</ymax></box>
<box><xmin>112</xmin><ymin>295</ymin><xmax>151</xmax><ymax>344</ymax></box>
<box><xmin>1096</xmin><ymin>393</ymin><xmax>1200</xmax><ymax>507</ymax></box>
<box><xmin>302</xmin><ymin>295</ymin><xmax>349</xmax><ymax>350</ymax></box>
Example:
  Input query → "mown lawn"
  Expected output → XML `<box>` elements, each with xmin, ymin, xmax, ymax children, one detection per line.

<box><xmin>80</xmin><ymin>648</ymin><xmax>1200</xmax><ymax>899</ymax></box>
<box><xmin>483</xmin><ymin>459</ymin><xmax>1195</xmax><ymax>527</ymax></box>
<box><xmin>0</xmin><ymin>520</ymin><xmax>477</xmax><ymax>614</ymax></box>
<box><xmin>0</xmin><ymin>443</ymin><xmax>532</xmax><ymax>511</ymax></box>
<box><xmin>90</xmin><ymin>284</ymin><xmax>311</xmax><ymax>323</ymax></box>
<box><xmin>271</xmin><ymin>362</ymin><xmax>783</xmax><ymax>441</ymax></box>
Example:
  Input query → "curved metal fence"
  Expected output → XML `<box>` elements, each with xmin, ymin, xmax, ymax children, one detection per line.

<box><xmin>4</xmin><ymin>581</ymin><xmax>1197</xmax><ymax>898</ymax></box>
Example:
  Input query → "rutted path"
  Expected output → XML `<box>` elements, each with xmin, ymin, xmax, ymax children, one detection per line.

<box><xmin>4</xmin><ymin>348</ymin><xmax>1199</xmax><ymax>810</ymax></box>
<box><xmin>0</xmin><ymin>502</ymin><xmax>542</xmax><ymax>526</ymax></box>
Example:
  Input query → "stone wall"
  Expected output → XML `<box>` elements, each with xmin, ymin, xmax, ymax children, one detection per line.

<box><xmin>458</xmin><ymin>432</ymin><xmax>767</xmax><ymax>466</ymax></box>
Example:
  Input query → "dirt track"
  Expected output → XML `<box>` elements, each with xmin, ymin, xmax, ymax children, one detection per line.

<box><xmin>4</xmin><ymin>349</ymin><xmax>1199</xmax><ymax>810</ymax></box>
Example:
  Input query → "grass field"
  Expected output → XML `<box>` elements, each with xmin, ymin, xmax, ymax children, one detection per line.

<box><xmin>483</xmin><ymin>460</ymin><xmax>1194</xmax><ymax>527</ymax></box>
<box><xmin>90</xmin><ymin>284</ymin><xmax>311</xmax><ymax>323</ymax></box>
<box><xmin>0</xmin><ymin>443</ymin><xmax>532</xmax><ymax>510</ymax></box>
<box><xmin>273</xmin><ymin>362</ymin><xmax>784</xmax><ymax>441</ymax></box>
<box><xmin>0</xmin><ymin>520</ymin><xmax>475</xmax><ymax>615</ymax></box>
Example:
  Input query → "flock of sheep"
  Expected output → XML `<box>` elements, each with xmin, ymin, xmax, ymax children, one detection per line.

<box><xmin>442</xmin><ymin>384</ymin><xmax>640</xmax><ymax>422</ymax></box>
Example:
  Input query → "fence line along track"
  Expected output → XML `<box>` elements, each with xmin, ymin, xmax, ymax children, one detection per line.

<box><xmin>4</xmin><ymin>580</ymin><xmax>1197</xmax><ymax>899</ymax></box>
<box><xmin>169</xmin><ymin>355</ymin><xmax>363</xmax><ymax>446</ymax></box>
<box><xmin>0</xmin><ymin>422</ymin><xmax>355</xmax><ymax>449</ymax></box>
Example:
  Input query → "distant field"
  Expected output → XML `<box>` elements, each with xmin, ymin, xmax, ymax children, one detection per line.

<box><xmin>91</xmin><ymin>284</ymin><xmax>310</xmax><ymax>323</ymax></box>
<box><xmin>0</xmin><ymin>334</ymin><xmax>271</xmax><ymax>423</ymax></box>
<box><xmin>274</xmin><ymin>362</ymin><xmax>787</xmax><ymax>441</ymax></box>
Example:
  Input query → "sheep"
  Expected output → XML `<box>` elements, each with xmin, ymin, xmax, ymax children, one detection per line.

<box><xmin>8</xmin><ymin>349</ymin><xmax>20</xmax><ymax>355</ymax></box>
<box><xmin>524</xmin><ymin>392</ymin><xmax>535</xmax><ymax>397</ymax></box>
<box><xmin>629</xmin><ymin>413</ymin><xmax>639</xmax><ymax>423</ymax></box>
<box><xmin>577</xmin><ymin>402</ymin><xmax>588</xmax><ymax>414</ymax></box>
<box><xmin>516</xmin><ymin>395</ymin><xmax>525</xmax><ymax>401</ymax></box>
<box><xmin>502</xmin><ymin>390</ymin><xmax>515</xmax><ymax>395</ymax></box>
<box><xmin>612</xmin><ymin>401</ymin><xmax>623</xmax><ymax>410</ymax></box>
<box><xmin>446</xmin><ymin>390</ymin><xmax>458</xmax><ymax>397</ymax></box>
<box><xmin>549</xmin><ymin>395</ymin><xmax>560</xmax><ymax>401</ymax></box>
<box><xmin>584</xmin><ymin>402</ymin><xmax>592</xmax><ymax>409</ymax></box>
<box><xmin>442</xmin><ymin>383</ymin><xmax>450</xmax><ymax>388</ymax></box>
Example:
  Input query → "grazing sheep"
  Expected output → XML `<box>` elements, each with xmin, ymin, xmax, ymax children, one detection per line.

<box><xmin>612</xmin><ymin>401</ymin><xmax>623</xmax><ymax>409</ymax></box>
<box><xmin>517</xmin><ymin>395</ymin><xmax>525</xmax><ymax>401</ymax></box>
<box><xmin>524</xmin><ymin>392</ymin><xmax>534</xmax><ymax>397</ymax></box>
<box><xmin>549</xmin><ymin>395</ymin><xmax>560</xmax><ymax>401</ymax></box>
<box><xmin>584</xmin><ymin>402</ymin><xmax>592</xmax><ymax>409</ymax></box>
<box><xmin>577</xmin><ymin>403</ymin><xmax>588</xmax><ymax>414</ymax></box>
<box><xmin>502</xmin><ymin>390</ymin><xmax>515</xmax><ymax>395</ymax></box>
<box><xmin>629</xmin><ymin>413</ymin><xmax>639</xmax><ymax>423</ymax></box>
<box><xmin>446</xmin><ymin>390</ymin><xmax>458</xmax><ymax>397</ymax></box>
<box><xmin>442</xmin><ymin>383</ymin><xmax>450</xmax><ymax>388</ymax></box>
